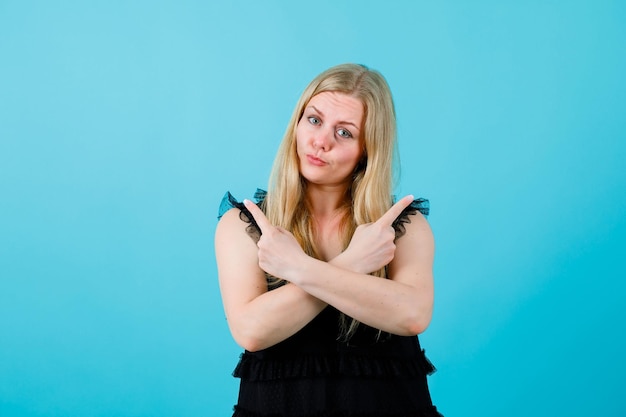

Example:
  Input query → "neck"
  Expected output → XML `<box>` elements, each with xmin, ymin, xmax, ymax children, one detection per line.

<box><xmin>305</xmin><ymin>183</ymin><xmax>349</xmax><ymax>219</ymax></box>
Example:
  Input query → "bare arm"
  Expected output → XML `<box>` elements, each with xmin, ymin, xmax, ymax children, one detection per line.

<box><xmin>216</xmin><ymin>207</ymin><xmax>377</xmax><ymax>351</ymax></box>
<box><xmin>215</xmin><ymin>208</ymin><xmax>326</xmax><ymax>352</ymax></box>
<box><xmin>296</xmin><ymin>212</ymin><xmax>434</xmax><ymax>335</ymax></box>
<box><xmin>245</xmin><ymin>196</ymin><xmax>435</xmax><ymax>336</ymax></box>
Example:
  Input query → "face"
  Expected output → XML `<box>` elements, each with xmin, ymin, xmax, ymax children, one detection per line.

<box><xmin>296</xmin><ymin>91</ymin><xmax>365</xmax><ymax>188</ymax></box>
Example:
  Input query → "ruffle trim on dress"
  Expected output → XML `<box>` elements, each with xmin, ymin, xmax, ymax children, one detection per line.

<box><xmin>218</xmin><ymin>189</ymin><xmax>429</xmax><ymax>241</ymax></box>
<box><xmin>233</xmin><ymin>349</ymin><xmax>436</xmax><ymax>382</ymax></box>
<box><xmin>218</xmin><ymin>189</ymin><xmax>267</xmax><ymax>220</ymax></box>
<box><xmin>392</xmin><ymin>197</ymin><xmax>429</xmax><ymax>239</ymax></box>
<box><xmin>218</xmin><ymin>189</ymin><xmax>267</xmax><ymax>241</ymax></box>
<box><xmin>233</xmin><ymin>405</ymin><xmax>444</xmax><ymax>417</ymax></box>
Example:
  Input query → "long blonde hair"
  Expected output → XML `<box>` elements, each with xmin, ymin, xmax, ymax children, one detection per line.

<box><xmin>264</xmin><ymin>63</ymin><xmax>399</xmax><ymax>339</ymax></box>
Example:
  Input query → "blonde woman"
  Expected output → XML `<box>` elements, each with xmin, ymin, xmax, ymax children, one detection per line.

<box><xmin>216</xmin><ymin>64</ymin><xmax>442</xmax><ymax>417</ymax></box>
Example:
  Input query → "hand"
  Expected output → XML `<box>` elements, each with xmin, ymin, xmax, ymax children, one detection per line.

<box><xmin>339</xmin><ymin>195</ymin><xmax>414</xmax><ymax>274</ymax></box>
<box><xmin>243</xmin><ymin>199</ymin><xmax>308</xmax><ymax>281</ymax></box>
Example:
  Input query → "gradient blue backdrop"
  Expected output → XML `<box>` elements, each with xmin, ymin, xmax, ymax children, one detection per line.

<box><xmin>1</xmin><ymin>1</ymin><xmax>624</xmax><ymax>416</ymax></box>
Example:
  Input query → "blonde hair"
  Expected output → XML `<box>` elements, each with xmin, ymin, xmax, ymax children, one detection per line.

<box><xmin>264</xmin><ymin>63</ymin><xmax>399</xmax><ymax>339</ymax></box>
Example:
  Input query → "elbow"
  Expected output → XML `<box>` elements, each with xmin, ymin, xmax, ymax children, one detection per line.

<box><xmin>228</xmin><ymin>312</ymin><xmax>275</xmax><ymax>352</ymax></box>
<box><xmin>237</xmin><ymin>339</ymin><xmax>262</xmax><ymax>353</ymax></box>
<box><xmin>406</xmin><ymin>318</ymin><xmax>430</xmax><ymax>335</ymax></box>
<box><xmin>402</xmin><ymin>309</ymin><xmax>433</xmax><ymax>336</ymax></box>
<box><xmin>237</xmin><ymin>336</ymin><xmax>267</xmax><ymax>353</ymax></box>
<box><xmin>232</xmin><ymin>328</ymin><xmax>268</xmax><ymax>352</ymax></box>
<box><xmin>227</xmin><ymin>315</ymin><xmax>266</xmax><ymax>352</ymax></box>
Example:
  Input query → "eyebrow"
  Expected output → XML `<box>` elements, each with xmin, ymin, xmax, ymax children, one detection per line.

<box><xmin>308</xmin><ymin>105</ymin><xmax>361</xmax><ymax>131</ymax></box>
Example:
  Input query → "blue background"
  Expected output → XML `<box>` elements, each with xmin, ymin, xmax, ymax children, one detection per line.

<box><xmin>1</xmin><ymin>1</ymin><xmax>625</xmax><ymax>416</ymax></box>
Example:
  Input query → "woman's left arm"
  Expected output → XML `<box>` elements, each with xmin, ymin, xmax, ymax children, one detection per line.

<box><xmin>297</xmin><ymin>212</ymin><xmax>434</xmax><ymax>335</ymax></box>
<box><xmin>244</xmin><ymin>199</ymin><xmax>435</xmax><ymax>336</ymax></box>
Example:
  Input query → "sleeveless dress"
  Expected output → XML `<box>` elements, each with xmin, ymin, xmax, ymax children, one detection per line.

<box><xmin>218</xmin><ymin>190</ymin><xmax>443</xmax><ymax>417</ymax></box>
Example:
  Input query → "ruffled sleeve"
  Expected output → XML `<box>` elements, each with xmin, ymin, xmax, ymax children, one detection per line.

<box><xmin>392</xmin><ymin>197</ymin><xmax>430</xmax><ymax>239</ymax></box>
<box><xmin>217</xmin><ymin>189</ymin><xmax>267</xmax><ymax>242</ymax></box>
<box><xmin>219</xmin><ymin>191</ymin><xmax>428</xmax><ymax>241</ymax></box>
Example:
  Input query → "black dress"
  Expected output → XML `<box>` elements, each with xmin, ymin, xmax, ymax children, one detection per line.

<box><xmin>218</xmin><ymin>190</ymin><xmax>443</xmax><ymax>417</ymax></box>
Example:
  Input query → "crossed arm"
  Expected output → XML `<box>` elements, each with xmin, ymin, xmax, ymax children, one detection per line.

<box><xmin>215</xmin><ymin>195</ymin><xmax>435</xmax><ymax>352</ymax></box>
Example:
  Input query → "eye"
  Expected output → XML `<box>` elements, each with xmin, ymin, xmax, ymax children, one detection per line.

<box><xmin>307</xmin><ymin>116</ymin><xmax>321</xmax><ymax>125</ymax></box>
<box><xmin>337</xmin><ymin>128</ymin><xmax>353</xmax><ymax>139</ymax></box>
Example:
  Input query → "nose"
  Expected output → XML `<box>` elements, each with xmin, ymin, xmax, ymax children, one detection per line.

<box><xmin>312</xmin><ymin>128</ymin><xmax>333</xmax><ymax>151</ymax></box>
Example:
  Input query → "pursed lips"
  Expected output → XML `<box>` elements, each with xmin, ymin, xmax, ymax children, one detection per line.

<box><xmin>306</xmin><ymin>154</ymin><xmax>327</xmax><ymax>166</ymax></box>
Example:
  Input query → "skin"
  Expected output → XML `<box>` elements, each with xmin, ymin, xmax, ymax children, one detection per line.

<box><xmin>215</xmin><ymin>92</ymin><xmax>435</xmax><ymax>352</ymax></box>
<box><xmin>296</xmin><ymin>92</ymin><xmax>365</xmax><ymax>193</ymax></box>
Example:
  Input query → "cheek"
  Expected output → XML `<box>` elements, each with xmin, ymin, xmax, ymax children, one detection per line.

<box><xmin>295</xmin><ymin>134</ymin><xmax>305</xmax><ymax>157</ymax></box>
<box><xmin>338</xmin><ymin>146</ymin><xmax>363</xmax><ymax>168</ymax></box>
<box><xmin>295</xmin><ymin>122</ymin><xmax>306</xmax><ymax>149</ymax></box>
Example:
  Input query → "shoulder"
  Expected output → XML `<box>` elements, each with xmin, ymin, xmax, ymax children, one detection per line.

<box><xmin>215</xmin><ymin>207</ymin><xmax>254</xmax><ymax>248</ymax></box>
<box><xmin>215</xmin><ymin>191</ymin><xmax>248</xmax><ymax>240</ymax></box>
<box><xmin>392</xmin><ymin>196</ymin><xmax>434</xmax><ymax>258</ymax></box>
<box><xmin>389</xmin><ymin>207</ymin><xmax>435</xmax><ymax>279</ymax></box>
<box><xmin>216</xmin><ymin>190</ymin><xmax>265</xmax><ymax>244</ymax></box>
<box><xmin>215</xmin><ymin>206</ymin><xmax>264</xmax><ymax>280</ymax></box>
<box><xmin>216</xmin><ymin>206</ymin><xmax>247</xmax><ymax>233</ymax></box>
<box><xmin>392</xmin><ymin>197</ymin><xmax>431</xmax><ymax>239</ymax></box>
<box><xmin>397</xmin><ymin>211</ymin><xmax>434</xmax><ymax>246</ymax></box>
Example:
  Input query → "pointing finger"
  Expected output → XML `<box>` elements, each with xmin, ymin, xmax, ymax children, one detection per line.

<box><xmin>243</xmin><ymin>199</ymin><xmax>272</xmax><ymax>234</ymax></box>
<box><xmin>376</xmin><ymin>195</ymin><xmax>414</xmax><ymax>227</ymax></box>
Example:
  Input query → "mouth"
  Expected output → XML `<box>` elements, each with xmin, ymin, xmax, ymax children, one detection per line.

<box><xmin>306</xmin><ymin>154</ymin><xmax>327</xmax><ymax>166</ymax></box>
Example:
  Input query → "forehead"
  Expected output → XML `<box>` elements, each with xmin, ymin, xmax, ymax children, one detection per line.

<box><xmin>306</xmin><ymin>92</ymin><xmax>364</xmax><ymax>122</ymax></box>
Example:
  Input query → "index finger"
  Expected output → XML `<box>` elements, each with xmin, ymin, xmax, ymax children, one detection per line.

<box><xmin>243</xmin><ymin>199</ymin><xmax>272</xmax><ymax>234</ymax></box>
<box><xmin>376</xmin><ymin>195</ymin><xmax>414</xmax><ymax>227</ymax></box>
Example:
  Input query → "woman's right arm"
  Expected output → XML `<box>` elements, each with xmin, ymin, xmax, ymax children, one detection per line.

<box><xmin>215</xmin><ymin>208</ymin><xmax>327</xmax><ymax>352</ymax></box>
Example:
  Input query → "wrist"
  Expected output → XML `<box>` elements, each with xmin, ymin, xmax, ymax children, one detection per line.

<box><xmin>329</xmin><ymin>251</ymin><xmax>362</xmax><ymax>274</ymax></box>
<box><xmin>284</xmin><ymin>253</ymin><xmax>314</xmax><ymax>285</ymax></box>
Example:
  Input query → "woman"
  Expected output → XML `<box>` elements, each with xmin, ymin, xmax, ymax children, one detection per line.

<box><xmin>216</xmin><ymin>63</ymin><xmax>442</xmax><ymax>416</ymax></box>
